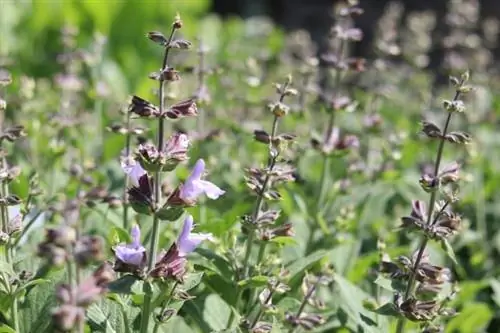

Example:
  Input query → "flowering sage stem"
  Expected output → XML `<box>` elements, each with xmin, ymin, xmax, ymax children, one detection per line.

<box><xmin>395</xmin><ymin>77</ymin><xmax>465</xmax><ymax>333</ymax></box>
<box><xmin>140</xmin><ymin>26</ymin><xmax>176</xmax><ymax>333</ymax></box>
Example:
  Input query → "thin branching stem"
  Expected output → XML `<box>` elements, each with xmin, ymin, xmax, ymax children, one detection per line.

<box><xmin>289</xmin><ymin>280</ymin><xmax>319</xmax><ymax>333</ymax></box>
<box><xmin>242</xmin><ymin>105</ymin><xmax>281</xmax><ymax>279</ymax></box>
<box><xmin>153</xmin><ymin>281</ymin><xmax>179</xmax><ymax>333</ymax></box>
<box><xmin>395</xmin><ymin>87</ymin><xmax>462</xmax><ymax>333</ymax></box>
<box><xmin>250</xmin><ymin>288</ymin><xmax>275</xmax><ymax>329</ymax></box>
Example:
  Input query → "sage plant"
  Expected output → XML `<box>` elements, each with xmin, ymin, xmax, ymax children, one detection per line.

<box><xmin>377</xmin><ymin>70</ymin><xmax>472</xmax><ymax>332</ymax></box>
<box><xmin>315</xmin><ymin>0</ymin><xmax>364</xmax><ymax>214</ymax></box>
<box><xmin>119</xmin><ymin>14</ymin><xmax>225</xmax><ymax>332</ymax></box>
<box><xmin>235</xmin><ymin>75</ymin><xmax>298</xmax><ymax>330</ymax></box>
<box><xmin>0</xmin><ymin>70</ymin><xmax>27</xmax><ymax>333</ymax></box>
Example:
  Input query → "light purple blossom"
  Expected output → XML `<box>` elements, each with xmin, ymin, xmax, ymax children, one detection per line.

<box><xmin>179</xmin><ymin>159</ymin><xmax>225</xmax><ymax>201</ymax></box>
<box><xmin>121</xmin><ymin>157</ymin><xmax>146</xmax><ymax>187</ymax></box>
<box><xmin>177</xmin><ymin>215</ymin><xmax>214</xmax><ymax>257</ymax></box>
<box><xmin>114</xmin><ymin>225</ymin><xmax>146</xmax><ymax>266</ymax></box>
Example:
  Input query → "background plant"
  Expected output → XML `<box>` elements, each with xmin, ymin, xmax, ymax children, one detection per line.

<box><xmin>0</xmin><ymin>1</ymin><xmax>499</xmax><ymax>333</ymax></box>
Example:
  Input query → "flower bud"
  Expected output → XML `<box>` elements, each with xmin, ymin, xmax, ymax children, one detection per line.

<box><xmin>147</xmin><ymin>31</ymin><xmax>168</xmax><ymax>46</ymax></box>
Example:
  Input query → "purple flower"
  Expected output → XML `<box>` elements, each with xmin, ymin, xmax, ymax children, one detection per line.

<box><xmin>114</xmin><ymin>225</ymin><xmax>146</xmax><ymax>267</ymax></box>
<box><xmin>121</xmin><ymin>157</ymin><xmax>146</xmax><ymax>188</ymax></box>
<box><xmin>179</xmin><ymin>159</ymin><xmax>225</xmax><ymax>202</ymax></box>
<box><xmin>177</xmin><ymin>215</ymin><xmax>214</xmax><ymax>257</ymax></box>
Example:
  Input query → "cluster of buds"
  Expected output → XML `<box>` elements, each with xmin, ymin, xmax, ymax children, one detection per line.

<box><xmin>377</xmin><ymin>71</ymin><xmax>472</xmax><ymax>328</ymax></box>
<box><xmin>381</xmin><ymin>251</ymin><xmax>451</xmax><ymax>295</ymax></box>
<box><xmin>320</xmin><ymin>0</ymin><xmax>366</xmax><ymax>75</ymax></box>
<box><xmin>400</xmin><ymin>199</ymin><xmax>462</xmax><ymax>241</ymax></box>
<box><xmin>128</xmin><ymin>95</ymin><xmax>198</xmax><ymax>119</ymax></box>
<box><xmin>52</xmin><ymin>263</ymin><xmax>115</xmax><ymax>331</ymax></box>
<box><xmin>135</xmin><ymin>132</ymin><xmax>189</xmax><ymax>172</ymax></box>
<box><xmin>37</xmin><ymin>224</ymin><xmax>104</xmax><ymax>267</ymax></box>
<box><xmin>112</xmin><ymin>214</ymin><xmax>213</xmax><ymax>282</ymax></box>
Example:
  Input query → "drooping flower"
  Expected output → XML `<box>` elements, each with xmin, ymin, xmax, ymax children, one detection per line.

<box><xmin>113</xmin><ymin>225</ymin><xmax>146</xmax><ymax>273</ymax></box>
<box><xmin>177</xmin><ymin>215</ymin><xmax>214</xmax><ymax>256</ymax></box>
<box><xmin>150</xmin><ymin>215</ymin><xmax>213</xmax><ymax>281</ymax></box>
<box><xmin>178</xmin><ymin>159</ymin><xmax>225</xmax><ymax>203</ymax></box>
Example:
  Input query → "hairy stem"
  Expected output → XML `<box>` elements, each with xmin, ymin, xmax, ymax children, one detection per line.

<box><xmin>395</xmin><ymin>88</ymin><xmax>461</xmax><ymax>333</ymax></box>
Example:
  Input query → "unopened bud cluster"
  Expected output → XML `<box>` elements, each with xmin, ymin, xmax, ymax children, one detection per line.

<box><xmin>242</xmin><ymin>77</ymin><xmax>297</xmax><ymax>241</ymax></box>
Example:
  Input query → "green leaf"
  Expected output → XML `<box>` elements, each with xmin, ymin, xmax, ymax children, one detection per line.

<box><xmin>0</xmin><ymin>258</ymin><xmax>15</xmax><ymax>276</ymax></box>
<box><xmin>86</xmin><ymin>299</ymin><xmax>126</xmax><ymax>333</ymax></box>
<box><xmin>108</xmin><ymin>226</ymin><xmax>132</xmax><ymax>245</ymax></box>
<box><xmin>373</xmin><ymin>276</ymin><xmax>395</xmax><ymax>292</ymax></box>
<box><xmin>333</xmin><ymin>274</ymin><xmax>389</xmax><ymax>333</ymax></box>
<box><xmin>203</xmin><ymin>294</ymin><xmax>232</xmax><ymax>331</ymax></box>
<box><xmin>269</xmin><ymin>236</ymin><xmax>298</xmax><ymax>246</ymax></box>
<box><xmin>108</xmin><ymin>275</ymin><xmax>144</xmax><ymax>295</ymax></box>
<box><xmin>14</xmin><ymin>278</ymin><xmax>50</xmax><ymax>297</ymax></box>
<box><xmin>237</xmin><ymin>275</ymin><xmax>269</xmax><ymax>288</ymax></box>
<box><xmin>489</xmin><ymin>278</ymin><xmax>500</xmax><ymax>307</ymax></box>
<box><xmin>18</xmin><ymin>270</ymin><xmax>63</xmax><ymax>333</ymax></box>
<box><xmin>441</xmin><ymin>239</ymin><xmax>458</xmax><ymax>265</ymax></box>
<box><xmin>181</xmin><ymin>272</ymin><xmax>204</xmax><ymax>291</ymax></box>
<box><xmin>158</xmin><ymin>316</ymin><xmax>194</xmax><ymax>333</ymax></box>
<box><xmin>0</xmin><ymin>325</ymin><xmax>16</xmax><ymax>333</ymax></box>
<box><xmin>315</xmin><ymin>212</ymin><xmax>330</xmax><ymax>235</ymax></box>
<box><xmin>370</xmin><ymin>303</ymin><xmax>400</xmax><ymax>317</ymax></box>
<box><xmin>286</xmin><ymin>250</ymin><xmax>328</xmax><ymax>280</ymax></box>
<box><xmin>445</xmin><ymin>302</ymin><xmax>493</xmax><ymax>333</ymax></box>
<box><xmin>270</xmin><ymin>317</ymin><xmax>283</xmax><ymax>333</ymax></box>
<box><xmin>156</xmin><ymin>206</ymin><xmax>184</xmax><ymax>221</ymax></box>
<box><xmin>373</xmin><ymin>276</ymin><xmax>406</xmax><ymax>294</ymax></box>
<box><xmin>194</xmin><ymin>248</ymin><xmax>234</xmax><ymax>280</ymax></box>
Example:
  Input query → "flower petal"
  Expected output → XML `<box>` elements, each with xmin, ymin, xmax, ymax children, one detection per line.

<box><xmin>187</xmin><ymin>159</ymin><xmax>205</xmax><ymax>183</ymax></box>
<box><xmin>121</xmin><ymin>159</ymin><xmax>146</xmax><ymax>187</ymax></box>
<box><xmin>131</xmin><ymin>225</ymin><xmax>141</xmax><ymax>248</ymax></box>
<box><xmin>195</xmin><ymin>180</ymin><xmax>225</xmax><ymax>199</ymax></box>
<box><xmin>177</xmin><ymin>215</ymin><xmax>213</xmax><ymax>256</ymax></box>
<box><xmin>115</xmin><ymin>245</ymin><xmax>145</xmax><ymax>266</ymax></box>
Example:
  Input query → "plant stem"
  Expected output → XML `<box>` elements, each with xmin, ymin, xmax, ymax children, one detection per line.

<box><xmin>123</xmin><ymin>111</ymin><xmax>132</xmax><ymax>230</ymax></box>
<box><xmin>250</xmin><ymin>288</ymin><xmax>274</xmax><ymax>329</ymax></box>
<box><xmin>288</xmin><ymin>280</ymin><xmax>318</xmax><ymax>333</ymax></box>
<box><xmin>395</xmin><ymin>88</ymin><xmax>461</xmax><ymax>333</ymax></box>
<box><xmin>242</xmin><ymin>114</ymin><xmax>280</xmax><ymax>279</ymax></box>
<box><xmin>196</xmin><ymin>39</ymin><xmax>206</xmax><ymax>135</ymax></box>
<box><xmin>140</xmin><ymin>26</ymin><xmax>176</xmax><ymax>333</ymax></box>
<box><xmin>235</xmin><ymin>91</ymin><xmax>284</xmax><ymax>326</ymax></box>
<box><xmin>153</xmin><ymin>281</ymin><xmax>179</xmax><ymax>333</ymax></box>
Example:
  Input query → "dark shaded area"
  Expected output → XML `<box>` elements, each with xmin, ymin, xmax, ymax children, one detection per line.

<box><xmin>211</xmin><ymin>0</ymin><xmax>500</xmax><ymax>86</ymax></box>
